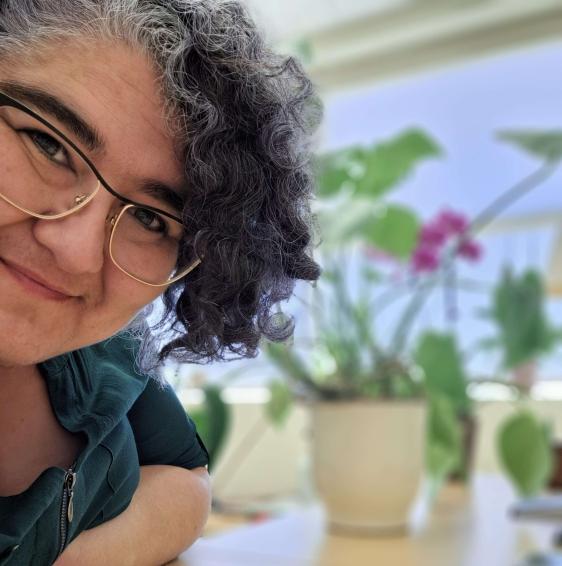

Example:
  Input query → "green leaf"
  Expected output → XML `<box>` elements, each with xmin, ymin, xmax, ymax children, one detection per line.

<box><xmin>188</xmin><ymin>385</ymin><xmax>231</xmax><ymax>471</ymax></box>
<box><xmin>265</xmin><ymin>342</ymin><xmax>310</xmax><ymax>382</ymax></box>
<box><xmin>490</xmin><ymin>267</ymin><xmax>557</xmax><ymax>369</ymax></box>
<box><xmin>356</xmin><ymin>129</ymin><xmax>442</xmax><ymax>198</ymax></box>
<box><xmin>316</xmin><ymin>146</ymin><xmax>369</xmax><ymax>197</ymax></box>
<box><xmin>316</xmin><ymin>129</ymin><xmax>441</xmax><ymax>199</ymax></box>
<box><xmin>359</xmin><ymin>380</ymin><xmax>383</xmax><ymax>399</ymax></box>
<box><xmin>264</xmin><ymin>342</ymin><xmax>324</xmax><ymax>396</ymax></box>
<box><xmin>365</xmin><ymin>205</ymin><xmax>420</xmax><ymax>259</ymax></box>
<box><xmin>473</xmin><ymin>337</ymin><xmax>501</xmax><ymax>352</ymax></box>
<box><xmin>497</xmin><ymin>130</ymin><xmax>562</xmax><ymax>162</ymax></box>
<box><xmin>497</xmin><ymin>410</ymin><xmax>553</xmax><ymax>497</ymax></box>
<box><xmin>189</xmin><ymin>408</ymin><xmax>208</xmax><ymax>444</ymax></box>
<box><xmin>426</xmin><ymin>394</ymin><xmax>462</xmax><ymax>479</ymax></box>
<box><xmin>265</xmin><ymin>381</ymin><xmax>293</xmax><ymax>428</ymax></box>
<box><xmin>315</xmin><ymin>198</ymin><xmax>382</xmax><ymax>247</ymax></box>
<box><xmin>414</xmin><ymin>331</ymin><xmax>471</xmax><ymax>415</ymax></box>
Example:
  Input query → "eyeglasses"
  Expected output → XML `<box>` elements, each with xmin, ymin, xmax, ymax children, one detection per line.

<box><xmin>0</xmin><ymin>91</ymin><xmax>201</xmax><ymax>287</ymax></box>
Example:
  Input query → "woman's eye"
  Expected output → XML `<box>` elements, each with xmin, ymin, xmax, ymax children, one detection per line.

<box><xmin>132</xmin><ymin>207</ymin><xmax>168</xmax><ymax>234</ymax></box>
<box><xmin>25</xmin><ymin>129</ymin><xmax>71</xmax><ymax>167</ymax></box>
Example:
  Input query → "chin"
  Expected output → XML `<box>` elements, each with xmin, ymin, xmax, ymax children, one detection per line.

<box><xmin>0</xmin><ymin>316</ymin><xmax>70</xmax><ymax>367</ymax></box>
<box><xmin>0</xmin><ymin>301</ymin><xmax>146</xmax><ymax>367</ymax></box>
<box><xmin>0</xmin><ymin>347</ymin><xmax>44</xmax><ymax>368</ymax></box>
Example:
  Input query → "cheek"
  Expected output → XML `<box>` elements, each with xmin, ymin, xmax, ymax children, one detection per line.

<box><xmin>0</xmin><ymin>202</ymin><xmax>28</xmax><ymax>227</ymax></box>
<box><xmin>100</xmin><ymin>268</ymin><xmax>163</xmax><ymax>328</ymax></box>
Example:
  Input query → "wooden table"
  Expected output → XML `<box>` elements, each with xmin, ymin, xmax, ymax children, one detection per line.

<box><xmin>170</xmin><ymin>475</ymin><xmax>562</xmax><ymax>566</ymax></box>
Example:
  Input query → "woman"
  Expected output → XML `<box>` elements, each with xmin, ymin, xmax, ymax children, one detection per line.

<box><xmin>0</xmin><ymin>1</ymin><xmax>320</xmax><ymax>565</ymax></box>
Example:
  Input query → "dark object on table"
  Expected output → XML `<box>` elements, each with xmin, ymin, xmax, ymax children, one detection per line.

<box><xmin>548</xmin><ymin>442</ymin><xmax>562</xmax><ymax>490</ymax></box>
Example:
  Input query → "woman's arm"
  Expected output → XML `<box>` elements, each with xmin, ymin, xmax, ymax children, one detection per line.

<box><xmin>54</xmin><ymin>464</ymin><xmax>211</xmax><ymax>566</ymax></box>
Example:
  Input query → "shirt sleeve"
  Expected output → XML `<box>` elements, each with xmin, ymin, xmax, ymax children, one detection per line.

<box><xmin>127</xmin><ymin>377</ymin><xmax>210</xmax><ymax>470</ymax></box>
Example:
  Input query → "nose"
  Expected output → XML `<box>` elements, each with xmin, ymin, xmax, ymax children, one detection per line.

<box><xmin>32</xmin><ymin>193</ymin><xmax>115</xmax><ymax>276</ymax></box>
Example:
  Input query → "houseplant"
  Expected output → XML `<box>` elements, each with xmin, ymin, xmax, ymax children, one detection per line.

<box><xmin>263</xmin><ymin>129</ymin><xmax>487</xmax><ymax>532</ymax></box>
<box><xmin>264</xmin><ymin>127</ymin><xmax>562</xmax><ymax>530</ymax></box>
<box><xmin>265</xmin><ymin>206</ymin><xmax>483</xmax><ymax>527</ymax></box>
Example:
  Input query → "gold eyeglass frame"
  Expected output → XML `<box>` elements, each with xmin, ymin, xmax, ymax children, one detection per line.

<box><xmin>0</xmin><ymin>90</ymin><xmax>202</xmax><ymax>288</ymax></box>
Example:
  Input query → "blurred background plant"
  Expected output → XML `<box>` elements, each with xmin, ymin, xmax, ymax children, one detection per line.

<box><xmin>189</xmin><ymin>385</ymin><xmax>231</xmax><ymax>472</ymax></box>
<box><xmin>477</xmin><ymin>266</ymin><xmax>561</xmax><ymax>394</ymax></box>
<box><xmin>471</xmin><ymin>133</ymin><xmax>562</xmax><ymax>499</ymax></box>
<box><xmin>264</xmin><ymin>128</ymin><xmax>562</xmax><ymax>494</ymax></box>
<box><xmin>167</xmin><ymin>367</ymin><xmax>231</xmax><ymax>473</ymax></box>
<box><xmin>497</xmin><ymin>409</ymin><xmax>554</xmax><ymax>498</ymax></box>
<box><xmin>263</xmin><ymin>129</ymin><xmax>484</xmax><ymax>490</ymax></box>
<box><xmin>475</xmin><ymin>265</ymin><xmax>561</xmax><ymax>498</ymax></box>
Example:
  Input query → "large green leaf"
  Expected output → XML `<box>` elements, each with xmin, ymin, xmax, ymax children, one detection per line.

<box><xmin>365</xmin><ymin>204</ymin><xmax>420</xmax><ymax>259</ymax></box>
<box><xmin>414</xmin><ymin>331</ymin><xmax>471</xmax><ymax>415</ymax></box>
<box><xmin>497</xmin><ymin>130</ymin><xmax>562</xmax><ymax>162</ymax></box>
<box><xmin>316</xmin><ymin>129</ymin><xmax>441</xmax><ymax>199</ymax></box>
<box><xmin>497</xmin><ymin>410</ymin><xmax>553</xmax><ymax>497</ymax></box>
<box><xmin>355</xmin><ymin>129</ymin><xmax>442</xmax><ymax>198</ymax></box>
<box><xmin>316</xmin><ymin>146</ymin><xmax>369</xmax><ymax>197</ymax></box>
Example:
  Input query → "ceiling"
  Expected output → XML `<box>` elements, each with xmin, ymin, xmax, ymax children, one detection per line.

<box><xmin>244</xmin><ymin>0</ymin><xmax>562</xmax><ymax>93</ymax></box>
<box><xmin>243</xmin><ymin>0</ymin><xmax>410</xmax><ymax>43</ymax></box>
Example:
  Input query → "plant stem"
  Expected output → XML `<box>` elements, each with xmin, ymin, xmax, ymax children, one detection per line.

<box><xmin>468</xmin><ymin>162</ymin><xmax>559</xmax><ymax>236</ymax></box>
<box><xmin>389</xmin><ymin>277</ymin><xmax>435</xmax><ymax>356</ymax></box>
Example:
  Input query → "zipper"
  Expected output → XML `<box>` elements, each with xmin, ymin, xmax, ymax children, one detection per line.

<box><xmin>57</xmin><ymin>463</ymin><xmax>77</xmax><ymax>557</ymax></box>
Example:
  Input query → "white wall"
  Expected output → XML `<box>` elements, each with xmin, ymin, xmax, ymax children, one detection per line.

<box><xmin>185</xmin><ymin>398</ymin><xmax>562</xmax><ymax>503</ymax></box>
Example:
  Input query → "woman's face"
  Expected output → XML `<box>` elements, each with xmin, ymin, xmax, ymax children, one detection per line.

<box><xmin>0</xmin><ymin>40</ymin><xmax>186</xmax><ymax>366</ymax></box>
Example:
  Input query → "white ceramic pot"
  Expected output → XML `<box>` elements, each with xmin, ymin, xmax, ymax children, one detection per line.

<box><xmin>309</xmin><ymin>400</ymin><xmax>427</xmax><ymax>534</ymax></box>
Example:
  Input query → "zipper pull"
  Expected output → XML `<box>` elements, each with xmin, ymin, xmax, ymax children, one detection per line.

<box><xmin>65</xmin><ymin>471</ymin><xmax>77</xmax><ymax>523</ymax></box>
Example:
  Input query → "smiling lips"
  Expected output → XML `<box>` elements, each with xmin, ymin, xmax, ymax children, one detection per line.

<box><xmin>1</xmin><ymin>258</ymin><xmax>78</xmax><ymax>301</ymax></box>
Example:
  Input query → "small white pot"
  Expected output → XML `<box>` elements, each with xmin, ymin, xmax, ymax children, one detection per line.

<box><xmin>309</xmin><ymin>400</ymin><xmax>427</xmax><ymax>534</ymax></box>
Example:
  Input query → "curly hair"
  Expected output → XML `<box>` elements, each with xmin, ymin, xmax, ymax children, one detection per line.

<box><xmin>0</xmin><ymin>0</ymin><xmax>321</xmax><ymax>365</ymax></box>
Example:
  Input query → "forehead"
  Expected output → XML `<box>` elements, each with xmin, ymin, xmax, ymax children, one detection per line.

<box><xmin>0</xmin><ymin>39</ymin><xmax>184</xmax><ymax>186</ymax></box>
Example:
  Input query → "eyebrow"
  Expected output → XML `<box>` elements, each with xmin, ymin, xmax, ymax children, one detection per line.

<box><xmin>0</xmin><ymin>81</ymin><xmax>104</xmax><ymax>153</ymax></box>
<box><xmin>141</xmin><ymin>179</ymin><xmax>186</xmax><ymax>213</ymax></box>
<box><xmin>0</xmin><ymin>81</ymin><xmax>187</xmax><ymax>214</ymax></box>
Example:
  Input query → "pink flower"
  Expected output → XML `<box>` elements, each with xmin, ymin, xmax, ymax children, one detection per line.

<box><xmin>434</xmin><ymin>209</ymin><xmax>469</xmax><ymax>236</ymax></box>
<box><xmin>411</xmin><ymin>245</ymin><xmax>440</xmax><ymax>273</ymax></box>
<box><xmin>419</xmin><ymin>222</ymin><xmax>448</xmax><ymax>248</ymax></box>
<box><xmin>457</xmin><ymin>238</ymin><xmax>482</xmax><ymax>261</ymax></box>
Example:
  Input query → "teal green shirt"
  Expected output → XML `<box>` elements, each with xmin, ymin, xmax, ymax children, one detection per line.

<box><xmin>0</xmin><ymin>333</ymin><xmax>209</xmax><ymax>566</ymax></box>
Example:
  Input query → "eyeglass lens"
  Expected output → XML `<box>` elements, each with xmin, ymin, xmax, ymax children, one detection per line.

<box><xmin>0</xmin><ymin>104</ymin><xmax>188</xmax><ymax>285</ymax></box>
